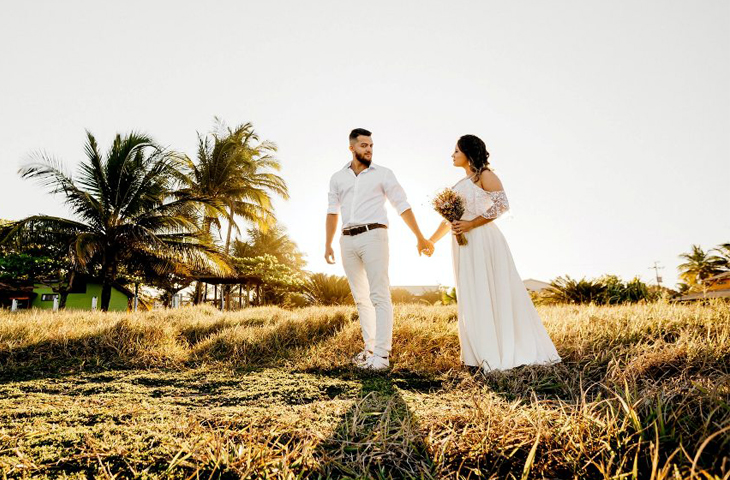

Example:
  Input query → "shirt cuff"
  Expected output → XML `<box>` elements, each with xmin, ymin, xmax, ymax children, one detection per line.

<box><xmin>395</xmin><ymin>202</ymin><xmax>411</xmax><ymax>215</ymax></box>
<box><xmin>327</xmin><ymin>206</ymin><xmax>340</xmax><ymax>215</ymax></box>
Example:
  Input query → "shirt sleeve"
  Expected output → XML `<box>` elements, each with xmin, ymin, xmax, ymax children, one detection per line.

<box><xmin>327</xmin><ymin>174</ymin><xmax>340</xmax><ymax>214</ymax></box>
<box><xmin>383</xmin><ymin>169</ymin><xmax>411</xmax><ymax>215</ymax></box>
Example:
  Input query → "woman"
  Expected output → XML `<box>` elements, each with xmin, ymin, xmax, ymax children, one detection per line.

<box><xmin>428</xmin><ymin>134</ymin><xmax>561</xmax><ymax>371</ymax></box>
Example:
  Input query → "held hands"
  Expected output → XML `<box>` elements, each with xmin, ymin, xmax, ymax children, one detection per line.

<box><xmin>451</xmin><ymin>220</ymin><xmax>474</xmax><ymax>236</ymax></box>
<box><xmin>417</xmin><ymin>237</ymin><xmax>435</xmax><ymax>257</ymax></box>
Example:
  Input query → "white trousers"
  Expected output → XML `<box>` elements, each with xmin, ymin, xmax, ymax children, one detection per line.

<box><xmin>340</xmin><ymin>228</ymin><xmax>392</xmax><ymax>358</ymax></box>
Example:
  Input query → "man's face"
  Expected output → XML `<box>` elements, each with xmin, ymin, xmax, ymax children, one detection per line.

<box><xmin>350</xmin><ymin>135</ymin><xmax>373</xmax><ymax>166</ymax></box>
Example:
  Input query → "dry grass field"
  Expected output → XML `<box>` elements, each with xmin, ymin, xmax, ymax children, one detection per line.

<box><xmin>0</xmin><ymin>302</ymin><xmax>728</xmax><ymax>479</ymax></box>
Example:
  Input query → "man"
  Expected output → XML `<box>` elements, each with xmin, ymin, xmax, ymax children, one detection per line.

<box><xmin>325</xmin><ymin>128</ymin><xmax>434</xmax><ymax>370</ymax></box>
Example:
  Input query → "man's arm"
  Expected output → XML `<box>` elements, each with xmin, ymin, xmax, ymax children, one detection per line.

<box><xmin>401</xmin><ymin>209</ymin><xmax>434</xmax><ymax>256</ymax></box>
<box><xmin>383</xmin><ymin>169</ymin><xmax>434</xmax><ymax>256</ymax></box>
<box><xmin>325</xmin><ymin>213</ymin><xmax>338</xmax><ymax>264</ymax></box>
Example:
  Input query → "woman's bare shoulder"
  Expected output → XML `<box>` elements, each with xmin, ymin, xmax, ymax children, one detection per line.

<box><xmin>478</xmin><ymin>170</ymin><xmax>503</xmax><ymax>191</ymax></box>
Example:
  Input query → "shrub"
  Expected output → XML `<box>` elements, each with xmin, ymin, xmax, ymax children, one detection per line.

<box><xmin>304</xmin><ymin>273</ymin><xmax>353</xmax><ymax>306</ymax></box>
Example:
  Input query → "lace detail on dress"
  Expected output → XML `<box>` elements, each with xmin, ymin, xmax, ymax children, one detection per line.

<box><xmin>481</xmin><ymin>190</ymin><xmax>509</xmax><ymax>219</ymax></box>
<box><xmin>452</xmin><ymin>177</ymin><xmax>509</xmax><ymax>220</ymax></box>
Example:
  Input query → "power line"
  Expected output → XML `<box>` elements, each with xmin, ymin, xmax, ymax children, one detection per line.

<box><xmin>649</xmin><ymin>261</ymin><xmax>665</xmax><ymax>286</ymax></box>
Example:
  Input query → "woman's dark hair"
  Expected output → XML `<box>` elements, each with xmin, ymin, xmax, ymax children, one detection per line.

<box><xmin>349</xmin><ymin>128</ymin><xmax>372</xmax><ymax>143</ymax></box>
<box><xmin>457</xmin><ymin>134</ymin><xmax>491</xmax><ymax>181</ymax></box>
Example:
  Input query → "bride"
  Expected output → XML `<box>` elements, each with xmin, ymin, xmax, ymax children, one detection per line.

<box><xmin>428</xmin><ymin>134</ymin><xmax>561</xmax><ymax>372</ymax></box>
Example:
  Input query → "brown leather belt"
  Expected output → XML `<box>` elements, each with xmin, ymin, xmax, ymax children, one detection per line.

<box><xmin>342</xmin><ymin>223</ymin><xmax>387</xmax><ymax>236</ymax></box>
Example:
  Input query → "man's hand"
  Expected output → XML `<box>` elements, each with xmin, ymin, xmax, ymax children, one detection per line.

<box><xmin>417</xmin><ymin>237</ymin><xmax>435</xmax><ymax>257</ymax></box>
<box><xmin>325</xmin><ymin>245</ymin><xmax>336</xmax><ymax>264</ymax></box>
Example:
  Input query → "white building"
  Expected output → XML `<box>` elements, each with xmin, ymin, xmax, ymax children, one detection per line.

<box><xmin>523</xmin><ymin>279</ymin><xmax>551</xmax><ymax>293</ymax></box>
<box><xmin>393</xmin><ymin>285</ymin><xmax>441</xmax><ymax>296</ymax></box>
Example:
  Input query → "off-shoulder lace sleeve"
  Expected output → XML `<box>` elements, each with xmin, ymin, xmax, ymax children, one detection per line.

<box><xmin>481</xmin><ymin>190</ymin><xmax>509</xmax><ymax>219</ymax></box>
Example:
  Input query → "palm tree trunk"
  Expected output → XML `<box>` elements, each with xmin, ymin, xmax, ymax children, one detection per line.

<box><xmin>100</xmin><ymin>262</ymin><xmax>116</xmax><ymax>312</ymax></box>
<box><xmin>224</xmin><ymin>205</ymin><xmax>235</xmax><ymax>255</ymax></box>
<box><xmin>193</xmin><ymin>281</ymin><xmax>203</xmax><ymax>305</ymax></box>
<box><xmin>221</xmin><ymin>205</ymin><xmax>238</xmax><ymax>311</ymax></box>
<box><xmin>100</xmin><ymin>281</ymin><xmax>112</xmax><ymax>312</ymax></box>
<box><xmin>58</xmin><ymin>271</ymin><xmax>75</xmax><ymax>310</ymax></box>
<box><xmin>194</xmin><ymin>217</ymin><xmax>216</xmax><ymax>305</ymax></box>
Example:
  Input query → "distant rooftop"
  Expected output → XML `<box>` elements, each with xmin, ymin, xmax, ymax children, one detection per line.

<box><xmin>523</xmin><ymin>279</ymin><xmax>551</xmax><ymax>292</ymax></box>
<box><xmin>392</xmin><ymin>285</ymin><xmax>440</xmax><ymax>296</ymax></box>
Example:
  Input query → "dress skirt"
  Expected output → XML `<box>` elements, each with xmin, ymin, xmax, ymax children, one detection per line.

<box><xmin>452</xmin><ymin>222</ymin><xmax>561</xmax><ymax>371</ymax></box>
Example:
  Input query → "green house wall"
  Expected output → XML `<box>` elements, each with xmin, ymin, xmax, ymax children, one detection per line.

<box><xmin>32</xmin><ymin>283</ymin><xmax>130</xmax><ymax>311</ymax></box>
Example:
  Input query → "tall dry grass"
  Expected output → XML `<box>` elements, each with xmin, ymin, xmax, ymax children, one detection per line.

<box><xmin>0</xmin><ymin>301</ymin><xmax>728</xmax><ymax>478</ymax></box>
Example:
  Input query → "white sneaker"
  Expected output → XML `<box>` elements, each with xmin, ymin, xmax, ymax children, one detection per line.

<box><xmin>352</xmin><ymin>349</ymin><xmax>372</xmax><ymax>367</ymax></box>
<box><xmin>363</xmin><ymin>354</ymin><xmax>390</xmax><ymax>371</ymax></box>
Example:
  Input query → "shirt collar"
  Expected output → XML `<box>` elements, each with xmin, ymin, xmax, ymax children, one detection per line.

<box><xmin>343</xmin><ymin>161</ymin><xmax>378</xmax><ymax>171</ymax></box>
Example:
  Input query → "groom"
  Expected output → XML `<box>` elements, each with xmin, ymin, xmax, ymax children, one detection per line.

<box><xmin>325</xmin><ymin>128</ymin><xmax>434</xmax><ymax>370</ymax></box>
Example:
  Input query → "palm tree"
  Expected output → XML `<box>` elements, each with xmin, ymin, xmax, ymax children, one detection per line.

<box><xmin>713</xmin><ymin>242</ymin><xmax>730</xmax><ymax>271</ymax></box>
<box><xmin>177</xmin><ymin>120</ymin><xmax>289</xmax><ymax>253</ymax></box>
<box><xmin>178</xmin><ymin>120</ymin><xmax>288</xmax><ymax>305</ymax></box>
<box><xmin>544</xmin><ymin>276</ymin><xmax>607</xmax><ymax>304</ymax></box>
<box><xmin>677</xmin><ymin>244</ymin><xmax>724</xmax><ymax>287</ymax></box>
<box><xmin>304</xmin><ymin>273</ymin><xmax>353</xmax><ymax>305</ymax></box>
<box><xmin>2</xmin><ymin>131</ymin><xmax>229</xmax><ymax>311</ymax></box>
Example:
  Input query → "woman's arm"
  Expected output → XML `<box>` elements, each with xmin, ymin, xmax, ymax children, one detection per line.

<box><xmin>429</xmin><ymin>219</ymin><xmax>453</xmax><ymax>244</ymax></box>
<box><xmin>451</xmin><ymin>216</ymin><xmax>492</xmax><ymax>235</ymax></box>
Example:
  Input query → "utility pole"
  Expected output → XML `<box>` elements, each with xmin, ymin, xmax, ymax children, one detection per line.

<box><xmin>649</xmin><ymin>261</ymin><xmax>664</xmax><ymax>286</ymax></box>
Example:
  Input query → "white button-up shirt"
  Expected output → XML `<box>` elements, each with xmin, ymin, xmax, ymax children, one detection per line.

<box><xmin>327</xmin><ymin>162</ymin><xmax>411</xmax><ymax>229</ymax></box>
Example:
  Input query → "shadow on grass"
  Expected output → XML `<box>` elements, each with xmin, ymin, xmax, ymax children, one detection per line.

<box><xmin>313</xmin><ymin>371</ymin><xmax>436</xmax><ymax>479</ymax></box>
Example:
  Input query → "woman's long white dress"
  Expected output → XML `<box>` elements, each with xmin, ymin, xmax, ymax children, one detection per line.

<box><xmin>451</xmin><ymin>176</ymin><xmax>561</xmax><ymax>371</ymax></box>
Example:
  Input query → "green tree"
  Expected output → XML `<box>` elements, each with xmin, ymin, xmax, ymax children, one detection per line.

<box><xmin>440</xmin><ymin>286</ymin><xmax>458</xmax><ymax>305</ymax></box>
<box><xmin>0</xmin><ymin>253</ymin><xmax>57</xmax><ymax>283</ymax></box>
<box><xmin>234</xmin><ymin>254</ymin><xmax>305</xmax><ymax>305</ymax></box>
<box><xmin>677</xmin><ymin>244</ymin><xmax>724</xmax><ymax>288</ymax></box>
<box><xmin>2</xmin><ymin>131</ymin><xmax>228</xmax><ymax>311</ymax></box>
<box><xmin>233</xmin><ymin>224</ymin><xmax>305</xmax><ymax>272</ymax></box>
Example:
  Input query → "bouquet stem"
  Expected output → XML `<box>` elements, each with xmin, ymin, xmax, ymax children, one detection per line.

<box><xmin>455</xmin><ymin>233</ymin><xmax>468</xmax><ymax>246</ymax></box>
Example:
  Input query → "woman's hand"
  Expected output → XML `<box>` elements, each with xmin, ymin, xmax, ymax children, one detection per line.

<box><xmin>451</xmin><ymin>220</ymin><xmax>474</xmax><ymax>235</ymax></box>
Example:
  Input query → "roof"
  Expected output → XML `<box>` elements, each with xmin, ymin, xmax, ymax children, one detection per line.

<box><xmin>33</xmin><ymin>276</ymin><xmax>136</xmax><ymax>299</ymax></box>
<box><xmin>0</xmin><ymin>282</ymin><xmax>34</xmax><ymax>293</ymax></box>
<box><xmin>675</xmin><ymin>289</ymin><xmax>730</xmax><ymax>301</ymax></box>
<box><xmin>523</xmin><ymin>279</ymin><xmax>551</xmax><ymax>292</ymax></box>
<box><xmin>392</xmin><ymin>285</ymin><xmax>440</xmax><ymax>296</ymax></box>
<box><xmin>195</xmin><ymin>275</ymin><xmax>264</xmax><ymax>285</ymax></box>
<box><xmin>112</xmin><ymin>282</ymin><xmax>135</xmax><ymax>299</ymax></box>
<box><xmin>706</xmin><ymin>271</ymin><xmax>730</xmax><ymax>281</ymax></box>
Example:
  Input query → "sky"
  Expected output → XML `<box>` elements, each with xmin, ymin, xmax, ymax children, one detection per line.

<box><xmin>1</xmin><ymin>0</ymin><xmax>728</xmax><ymax>290</ymax></box>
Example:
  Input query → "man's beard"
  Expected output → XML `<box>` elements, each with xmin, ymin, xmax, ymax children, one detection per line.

<box><xmin>355</xmin><ymin>152</ymin><xmax>372</xmax><ymax>168</ymax></box>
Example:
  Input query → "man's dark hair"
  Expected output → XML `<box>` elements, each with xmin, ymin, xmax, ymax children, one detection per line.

<box><xmin>349</xmin><ymin>128</ymin><xmax>372</xmax><ymax>143</ymax></box>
